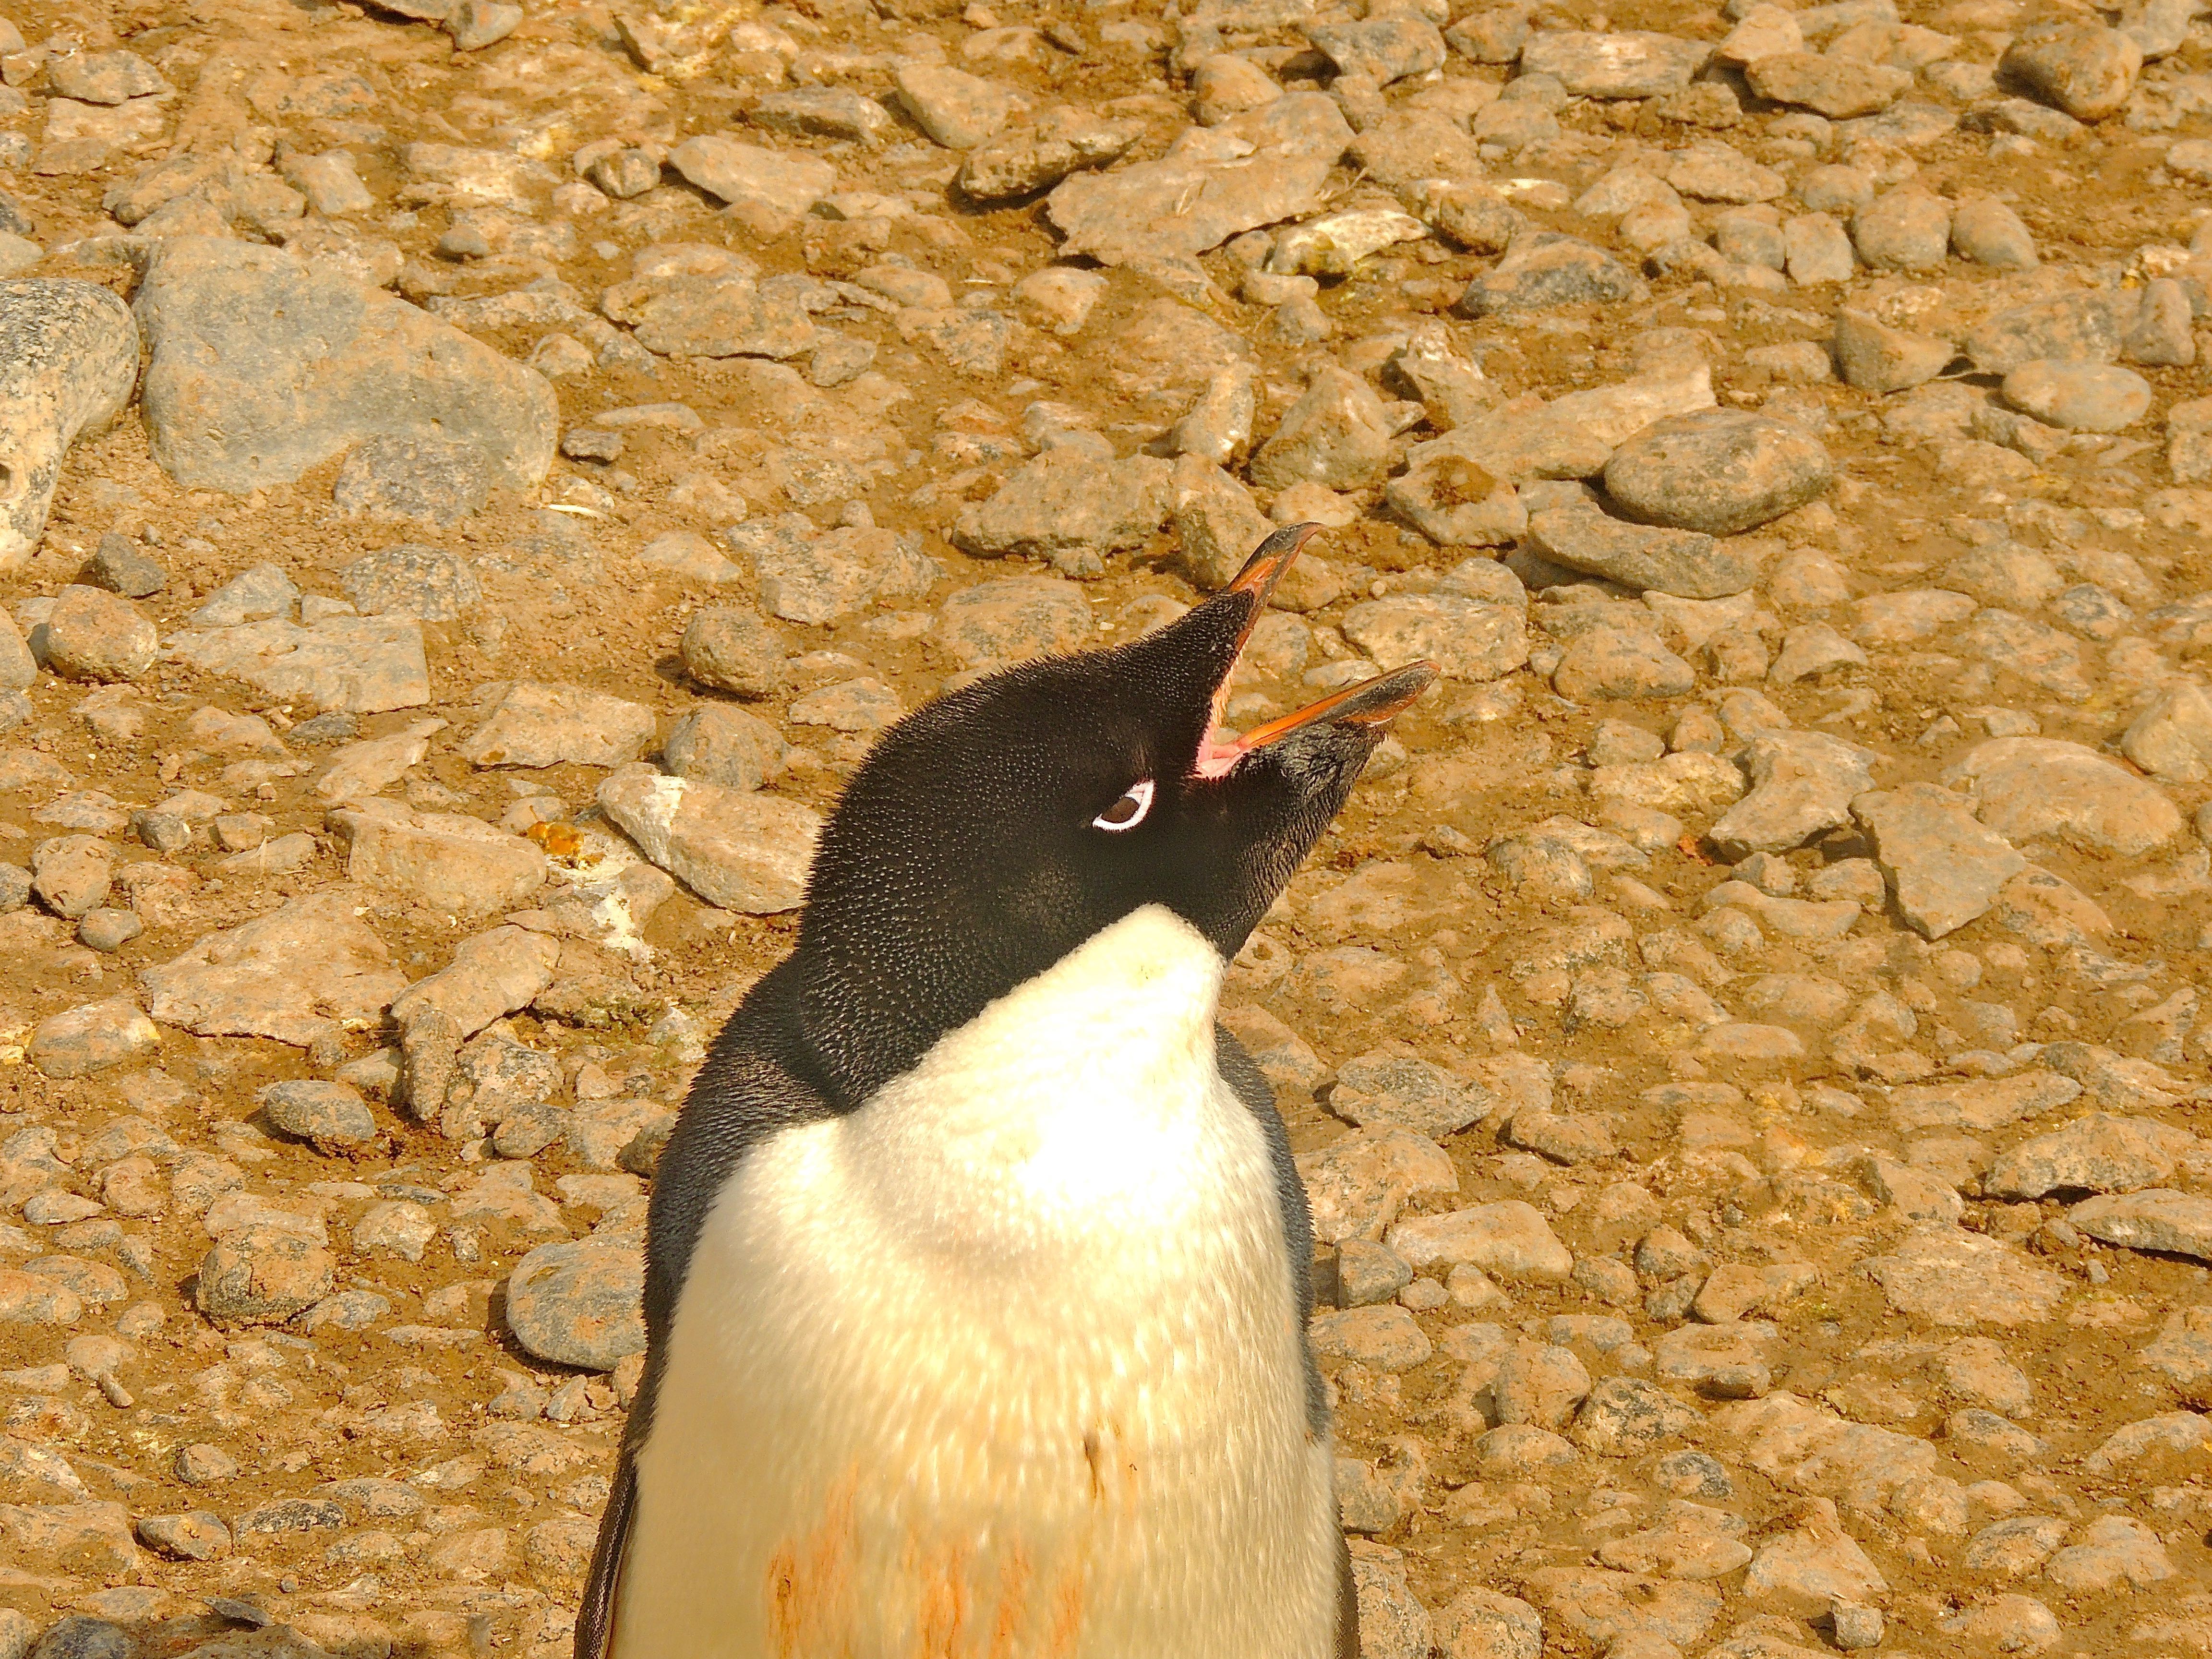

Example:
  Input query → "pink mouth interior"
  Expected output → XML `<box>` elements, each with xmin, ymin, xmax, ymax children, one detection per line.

<box><xmin>1191</xmin><ymin>631</ymin><xmax>1250</xmax><ymax>780</ymax></box>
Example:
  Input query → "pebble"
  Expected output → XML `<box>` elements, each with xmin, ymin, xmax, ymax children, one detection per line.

<box><xmin>1851</xmin><ymin>185</ymin><xmax>1951</xmax><ymax>271</ymax></box>
<box><xmin>680</xmin><ymin>606</ymin><xmax>790</xmax><ymax>699</ymax></box>
<box><xmin>1459</xmin><ymin>234</ymin><xmax>1640</xmax><ymax>317</ymax></box>
<box><xmin>258</xmin><ymin>1080</ymin><xmax>377</xmax><ymax>1152</ymax></box>
<box><xmin>1746</xmin><ymin>52</ymin><xmax>1913</xmax><ymax>118</ymax></box>
<box><xmin>1519</xmin><ymin>31</ymin><xmax>1711</xmax><ymax>97</ymax></box>
<box><xmin>193</xmin><ymin>1223</ymin><xmax>337</xmax><ymax>1323</ymax></box>
<box><xmin>1949</xmin><ymin>197</ymin><xmax>2038</xmax><ymax>269</ymax></box>
<box><xmin>598</xmin><ymin>766</ymin><xmax>819</xmax><ymax>913</ymax></box>
<box><xmin>1602</xmin><ymin>410</ymin><xmax>1833</xmax><ymax>536</ymax></box>
<box><xmin>1832</xmin><ymin>309</ymin><xmax>1952</xmax><ymax>394</ymax></box>
<box><xmin>0</xmin><ymin>281</ymin><xmax>140</xmax><ymax>572</ymax></box>
<box><xmin>133</xmin><ymin>238</ymin><xmax>555</xmax><ymax>494</ymax></box>
<box><xmin>666</xmin><ymin>135</ymin><xmax>835</xmax><ymax>216</ymax></box>
<box><xmin>505</xmin><ymin>1238</ymin><xmax>646</xmax><ymax>1370</ymax></box>
<box><xmin>953</xmin><ymin>446</ymin><xmax>1171</xmax><ymax>577</ymax></box>
<box><xmin>2001</xmin><ymin>359</ymin><xmax>2153</xmax><ymax>432</ymax></box>
<box><xmin>1850</xmin><ymin>783</ymin><xmax>2025</xmax><ymax>938</ymax></box>
<box><xmin>80</xmin><ymin>532</ymin><xmax>165</xmax><ymax>599</ymax></box>
<box><xmin>2000</xmin><ymin>21</ymin><xmax>2143</xmax><ymax>120</ymax></box>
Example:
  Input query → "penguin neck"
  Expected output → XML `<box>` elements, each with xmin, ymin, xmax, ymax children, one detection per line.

<box><xmin>793</xmin><ymin>903</ymin><xmax>1227</xmax><ymax>1108</ymax></box>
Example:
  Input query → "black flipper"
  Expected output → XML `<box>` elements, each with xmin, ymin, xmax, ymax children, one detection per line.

<box><xmin>1337</xmin><ymin>1531</ymin><xmax>1360</xmax><ymax>1659</ymax></box>
<box><xmin>575</xmin><ymin>1454</ymin><xmax>637</xmax><ymax>1659</ymax></box>
<box><xmin>574</xmin><ymin>958</ymin><xmax>845</xmax><ymax>1659</ymax></box>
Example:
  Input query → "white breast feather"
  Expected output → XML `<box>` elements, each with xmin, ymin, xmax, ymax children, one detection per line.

<box><xmin>614</xmin><ymin>904</ymin><xmax>1340</xmax><ymax>1658</ymax></box>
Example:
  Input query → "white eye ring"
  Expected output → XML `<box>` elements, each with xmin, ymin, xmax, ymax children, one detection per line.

<box><xmin>1092</xmin><ymin>779</ymin><xmax>1154</xmax><ymax>832</ymax></box>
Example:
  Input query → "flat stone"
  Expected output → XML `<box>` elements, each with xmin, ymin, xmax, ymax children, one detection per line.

<box><xmin>1964</xmin><ymin>291</ymin><xmax>2127</xmax><ymax>374</ymax></box>
<box><xmin>1947</xmin><ymin>736</ymin><xmax>2182</xmax><ymax>855</ymax></box>
<box><xmin>1746</xmin><ymin>52</ymin><xmax>1912</xmax><ymax>117</ymax></box>
<box><xmin>1554</xmin><ymin>626</ymin><xmax>1696</xmax><ymax>700</ymax></box>
<box><xmin>1743</xmin><ymin>1499</ymin><xmax>1888</xmax><ymax>1615</ymax></box>
<box><xmin>1950</xmin><ymin>197</ymin><xmax>2038</xmax><ymax>269</ymax></box>
<box><xmin>1709</xmin><ymin>731</ymin><xmax>1876</xmax><ymax>858</ymax></box>
<box><xmin>1047</xmin><ymin>94</ymin><xmax>1351</xmax><ymax>265</ymax></box>
<box><xmin>1401</xmin><ymin>368</ymin><xmax>1715</xmax><ymax>486</ymax></box>
<box><xmin>259</xmin><ymin>1080</ymin><xmax>376</xmax><ymax>1151</ymax></box>
<box><xmin>663</xmin><ymin>704</ymin><xmax>786</xmax><ymax>793</ymax></box>
<box><xmin>598</xmin><ymin>765</ymin><xmax>820</xmax><ymax>913</ymax></box>
<box><xmin>1572</xmin><ymin>1376</ymin><xmax>1704</xmax><ymax>1455</ymax></box>
<box><xmin>1520</xmin><ymin>30</ymin><xmax>1711</xmax><ymax>96</ymax></box>
<box><xmin>0</xmin><ymin>281</ymin><xmax>139</xmax><ymax>572</ymax></box>
<box><xmin>680</xmin><ymin>604</ymin><xmax>787</xmax><ymax>698</ymax></box>
<box><xmin>332</xmin><ymin>435</ymin><xmax>495</xmax><ymax>525</ymax></box>
<box><xmin>1527</xmin><ymin>504</ymin><xmax>1751</xmax><ymax>599</ymax></box>
<box><xmin>666</xmin><ymin>135</ymin><xmax>835</xmax><ymax>214</ymax></box>
<box><xmin>1331</xmin><ymin>1053</ymin><xmax>1484</xmax><ymax>1139</ymax></box>
<box><xmin>133</xmin><ymin>238</ymin><xmax>554</xmax><ymax>494</ymax></box>
<box><xmin>952</xmin><ymin>448</ymin><xmax>1171</xmax><ymax>579</ymax></box>
<box><xmin>1250</xmin><ymin>366</ymin><xmax>1396</xmax><ymax>492</ymax></box>
<box><xmin>2070</xmin><ymin>1189</ymin><xmax>2212</xmax><ymax>1260</ymax></box>
<box><xmin>166</xmin><ymin>614</ymin><xmax>431</xmax><ymax>713</ymax></box>
<box><xmin>461</xmin><ymin>682</ymin><xmax>657</xmax><ymax>769</ymax></box>
<box><xmin>140</xmin><ymin>889</ymin><xmax>407</xmax><ymax>1047</ymax></box>
<box><xmin>600</xmin><ymin>266</ymin><xmax>817</xmax><ymax>361</ymax></box>
<box><xmin>2002</xmin><ymin>359</ymin><xmax>2152</xmax><ymax>432</ymax></box>
<box><xmin>1460</xmin><ymin>233</ymin><xmax>1639</xmax><ymax>317</ymax></box>
<box><xmin>1341</xmin><ymin>593</ymin><xmax>1526</xmax><ymax>682</ymax></box>
<box><xmin>1889</xmin><ymin>1070</ymin><xmax>2082</xmax><ymax>1133</ymax></box>
<box><xmin>755</xmin><ymin>525</ymin><xmax>939</xmax><ymax>626</ymax></box>
<box><xmin>26</xmin><ymin>998</ymin><xmax>158</xmax><ymax>1079</ymax></box>
<box><xmin>894</xmin><ymin>63</ymin><xmax>1026</xmax><ymax>147</ymax></box>
<box><xmin>933</xmin><ymin>576</ymin><xmax>1093</xmax><ymax>667</ymax></box>
<box><xmin>956</xmin><ymin>108</ymin><xmax>1144</xmax><ymax>201</ymax></box>
<box><xmin>2000</xmin><ymin>21</ymin><xmax>2142</xmax><ymax>120</ymax></box>
<box><xmin>1862</xmin><ymin>1228</ymin><xmax>2065</xmax><ymax>1325</ymax></box>
<box><xmin>1308</xmin><ymin>15</ymin><xmax>1447</xmax><ymax>83</ymax></box>
<box><xmin>1310</xmin><ymin>1304</ymin><xmax>1433</xmax><ymax>1370</ymax></box>
<box><xmin>1988</xmin><ymin>1114</ymin><xmax>2197</xmax><ymax>1199</ymax></box>
<box><xmin>339</xmin><ymin>543</ymin><xmax>482</xmax><ymax>619</ymax></box>
<box><xmin>1387</xmin><ymin>1200</ymin><xmax>1573</xmax><ymax>1280</ymax></box>
<box><xmin>1850</xmin><ymin>782</ymin><xmax>2025</xmax><ymax>938</ymax></box>
<box><xmin>505</xmin><ymin>1238</ymin><xmax>645</xmax><ymax>1370</ymax></box>
<box><xmin>1298</xmin><ymin>1128</ymin><xmax>1458</xmax><ymax>1244</ymax></box>
<box><xmin>38</xmin><ymin>585</ymin><xmax>155</xmax><ymax>683</ymax></box>
<box><xmin>2122</xmin><ymin>681</ymin><xmax>2212</xmax><ymax>781</ymax></box>
<box><xmin>1603</xmin><ymin>409</ymin><xmax>1832</xmax><ymax>536</ymax></box>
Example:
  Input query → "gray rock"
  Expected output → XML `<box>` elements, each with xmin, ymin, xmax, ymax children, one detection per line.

<box><xmin>135</xmin><ymin>1511</ymin><xmax>231</xmax><ymax>1563</ymax></box>
<box><xmin>2126</xmin><ymin>277</ymin><xmax>2195</xmax><ymax>366</ymax></box>
<box><xmin>2071</xmin><ymin>1189</ymin><xmax>2212</xmax><ymax>1260</ymax></box>
<box><xmin>190</xmin><ymin>561</ymin><xmax>298</xmax><ymax>627</ymax></box>
<box><xmin>2002</xmin><ymin>360</ymin><xmax>2152</xmax><ymax>432</ymax></box>
<box><xmin>894</xmin><ymin>63</ymin><xmax>1025</xmax><ymax>147</ymax></box>
<box><xmin>663</xmin><ymin>704</ymin><xmax>787</xmax><ymax>792</ymax></box>
<box><xmin>1950</xmin><ymin>197</ymin><xmax>2038</xmax><ymax>269</ymax></box>
<box><xmin>139</xmin><ymin>889</ymin><xmax>407</xmax><ymax>1048</ymax></box>
<box><xmin>1335</xmin><ymin>1238</ymin><xmax>1414</xmax><ymax>1307</ymax></box>
<box><xmin>1964</xmin><ymin>291</ymin><xmax>2126</xmax><ymax>374</ymax></box>
<box><xmin>1850</xmin><ymin>782</ymin><xmax>2025</xmax><ymax>938</ymax></box>
<box><xmin>1387</xmin><ymin>1200</ymin><xmax>1574</xmax><ymax>1280</ymax></box>
<box><xmin>752</xmin><ymin>87</ymin><xmax>895</xmax><ymax>146</ymax></box>
<box><xmin>30</xmin><ymin>835</ymin><xmax>116</xmax><ymax>918</ymax></box>
<box><xmin>1572</xmin><ymin>1375</ymin><xmax>1703</xmax><ymax>1455</ymax></box>
<box><xmin>1746</xmin><ymin>52</ymin><xmax>1912</xmax><ymax>117</ymax></box>
<box><xmin>133</xmin><ymin>237</ymin><xmax>555</xmax><ymax>494</ymax></box>
<box><xmin>1519</xmin><ymin>30</ymin><xmax>1710</xmax><ymax>96</ymax></box>
<box><xmin>26</xmin><ymin>1618</ymin><xmax>133</xmax><ymax>1659</ymax></box>
<box><xmin>1459</xmin><ymin>233</ymin><xmax>1638</xmax><ymax>317</ymax></box>
<box><xmin>1783</xmin><ymin>210</ymin><xmax>1858</xmax><ymax>286</ymax></box>
<box><xmin>26</xmin><ymin>998</ymin><xmax>158</xmax><ymax>1079</ymax></box>
<box><xmin>1350</xmin><ymin>1544</ymin><xmax>1433</xmax><ymax>1659</ymax></box>
<box><xmin>1310</xmin><ymin>1304</ymin><xmax>1432</xmax><ymax>1369</ymax></box>
<box><xmin>1602</xmin><ymin>409</ymin><xmax>1832</xmax><ymax>536</ymax></box>
<box><xmin>0</xmin><ymin>281</ymin><xmax>139</xmax><ymax>571</ymax></box>
<box><xmin>1862</xmin><ymin>1229</ymin><xmax>2065</xmax><ymax>1325</ymax></box>
<box><xmin>505</xmin><ymin>1238</ymin><xmax>646</xmax><ymax>1370</ymax></box>
<box><xmin>1554</xmin><ymin>625</ymin><xmax>1697</xmax><ymax>700</ymax></box>
<box><xmin>1047</xmin><ymin>94</ymin><xmax>1351</xmax><ymax>265</ymax></box>
<box><xmin>2001</xmin><ymin>20</ymin><xmax>2142</xmax><ymax>120</ymax></box>
<box><xmin>1342</xmin><ymin>593</ymin><xmax>1527</xmax><ymax>682</ymax></box>
<box><xmin>195</xmin><ymin>1223</ymin><xmax>337</xmax><ymax>1323</ymax></box>
<box><xmin>461</xmin><ymin>682</ymin><xmax>656</xmax><ymax>769</ymax></box>
<box><xmin>952</xmin><ymin>447</ymin><xmax>1171</xmax><ymax>578</ymax></box>
<box><xmin>81</xmin><ymin>532</ymin><xmax>165</xmax><ymax>598</ymax></box>
<box><xmin>38</xmin><ymin>585</ymin><xmax>156</xmax><ymax>682</ymax></box>
<box><xmin>1309</xmin><ymin>15</ymin><xmax>1447</xmax><ymax>83</ymax></box>
<box><xmin>340</xmin><ymin>543</ymin><xmax>482</xmax><ymax>620</ymax></box>
<box><xmin>934</xmin><ymin>576</ymin><xmax>1094</xmax><ymax>668</ymax></box>
<box><xmin>333</xmin><ymin>805</ymin><xmax>548</xmax><ymax>914</ymax></box>
<box><xmin>1851</xmin><ymin>185</ymin><xmax>1951</xmax><ymax>271</ymax></box>
<box><xmin>258</xmin><ymin>1080</ymin><xmax>377</xmax><ymax>1152</ymax></box>
<box><xmin>1988</xmin><ymin>1114</ymin><xmax>2197</xmax><ymax>1199</ymax></box>
<box><xmin>1527</xmin><ymin>504</ymin><xmax>1749</xmax><ymax>598</ymax></box>
<box><xmin>600</xmin><ymin>267</ymin><xmax>816</xmax><ymax>361</ymax></box>
<box><xmin>666</xmin><ymin>135</ymin><xmax>835</xmax><ymax>215</ymax></box>
<box><xmin>49</xmin><ymin>50</ymin><xmax>168</xmax><ymax>103</ymax></box>
<box><xmin>679</xmin><ymin>606</ymin><xmax>788</xmax><ymax>698</ymax></box>
<box><xmin>332</xmin><ymin>434</ymin><xmax>496</xmax><ymax>524</ymax></box>
<box><xmin>1331</xmin><ymin>1052</ymin><xmax>1484</xmax><ymax>1139</ymax></box>
<box><xmin>956</xmin><ymin>109</ymin><xmax>1144</xmax><ymax>201</ymax></box>
<box><xmin>1708</xmin><ymin>731</ymin><xmax>1876</xmax><ymax>858</ymax></box>
<box><xmin>756</xmin><ymin>525</ymin><xmax>939</xmax><ymax>625</ymax></box>
<box><xmin>2122</xmin><ymin>681</ymin><xmax>2212</xmax><ymax>781</ymax></box>
<box><xmin>1947</xmin><ymin>736</ymin><xmax>2182</xmax><ymax>855</ymax></box>
<box><xmin>598</xmin><ymin>765</ymin><xmax>820</xmax><ymax>913</ymax></box>
<box><xmin>1833</xmin><ymin>309</ymin><xmax>1951</xmax><ymax>393</ymax></box>
<box><xmin>76</xmin><ymin>907</ymin><xmax>141</xmax><ymax>952</ymax></box>
<box><xmin>1250</xmin><ymin>366</ymin><xmax>1395</xmax><ymax>492</ymax></box>
<box><xmin>166</xmin><ymin>614</ymin><xmax>430</xmax><ymax>713</ymax></box>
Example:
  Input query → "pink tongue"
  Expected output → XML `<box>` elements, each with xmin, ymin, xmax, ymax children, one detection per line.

<box><xmin>1194</xmin><ymin>728</ymin><xmax>1242</xmax><ymax>779</ymax></box>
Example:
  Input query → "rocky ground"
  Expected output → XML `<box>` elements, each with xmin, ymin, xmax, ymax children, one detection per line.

<box><xmin>1</xmin><ymin>0</ymin><xmax>2212</xmax><ymax>1653</ymax></box>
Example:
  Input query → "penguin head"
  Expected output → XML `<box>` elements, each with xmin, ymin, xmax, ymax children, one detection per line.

<box><xmin>794</xmin><ymin>525</ymin><xmax>1437</xmax><ymax>1099</ymax></box>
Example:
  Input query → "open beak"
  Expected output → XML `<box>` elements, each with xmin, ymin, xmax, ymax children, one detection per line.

<box><xmin>1193</xmin><ymin>525</ymin><xmax>1440</xmax><ymax>779</ymax></box>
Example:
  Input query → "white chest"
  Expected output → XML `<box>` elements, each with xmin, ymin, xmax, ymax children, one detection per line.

<box><xmin>615</xmin><ymin>906</ymin><xmax>1339</xmax><ymax>1658</ymax></box>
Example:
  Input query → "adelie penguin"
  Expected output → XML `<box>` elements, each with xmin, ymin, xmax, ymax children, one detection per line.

<box><xmin>577</xmin><ymin>524</ymin><xmax>1436</xmax><ymax>1658</ymax></box>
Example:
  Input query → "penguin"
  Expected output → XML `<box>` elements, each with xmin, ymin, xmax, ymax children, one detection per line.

<box><xmin>577</xmin><ymin>523</ymin><xmax>1436</xmax><ymax>1659</ymax></box>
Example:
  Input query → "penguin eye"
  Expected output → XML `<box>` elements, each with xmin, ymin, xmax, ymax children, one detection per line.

<box><xmin>1091</xmin><ymin>779</ymin><xmax>1154</xmax><ymax>832</ymax></box>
